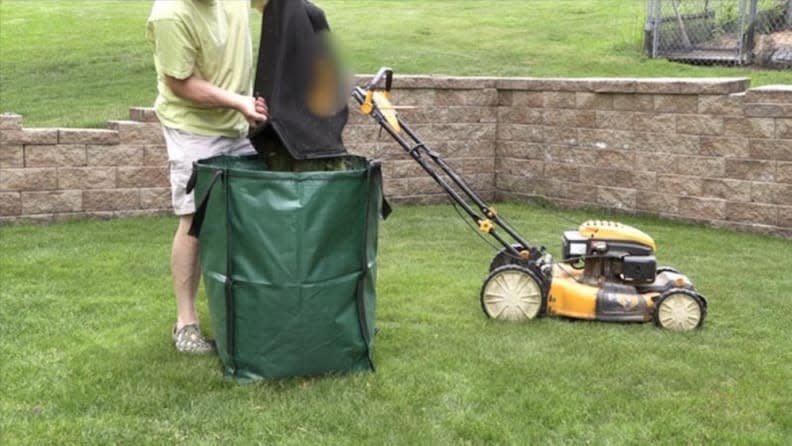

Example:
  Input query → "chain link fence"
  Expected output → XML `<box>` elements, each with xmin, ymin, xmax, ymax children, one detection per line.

<box><xmin>645</xmin><ymin>0</ymin><xmax>792</xmax><ymax>66</ymax></box>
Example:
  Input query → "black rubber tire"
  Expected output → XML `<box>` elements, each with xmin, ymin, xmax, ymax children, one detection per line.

<box><xmin>480</xmin><ymin>265</ymin><xmax>547</xmax><ymax>321</ymax></box>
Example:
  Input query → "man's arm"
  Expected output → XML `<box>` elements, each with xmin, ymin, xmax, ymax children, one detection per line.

<box><xmin>165</xmin><ymin>75</ymin><xmax>268</xmax><ymax>126</ymax></box>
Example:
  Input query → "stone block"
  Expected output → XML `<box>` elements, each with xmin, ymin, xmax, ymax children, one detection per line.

<box><xmin>129</xmin><ymin>107</ymin><xmax>160</xmax><ymax>123</ymax></box>
<box><xmin>0</xmin><ymin>168</ymin><xmax>57</xmax><ymax>191</ymax></box>
<box><xmin>559</xmin><ymin>181</ymin><xmax>597</xmax><ymax>202</ymax></box>
<box><xmin>612</xmin><ymin>94</ymin><xmax>654</xmax><ymax>111</ymax></box>
<box><xmin>779</xmin><ymin>208</ymin><xmax>792</xmax><ymax>230</ymax></box>
<box><xmin>140</xmin><ymin>187</ymin><xmax>171</xmax><ymax>209</ymax></box>
<box><xmin>542</xmin><ymin>127</ymin><xmax>578</xmax><ymax>145</ymax></box>
<box><xmin>390</xmin><ymin>89</ymin><xmax>436</xmax><ymax>106</ymax></box>
<box><xmin>676</xmin><ymin>115</ymin><xmax>724</xmax><ymax>135</ymax></box>
<box><xmin>25</xmin><ymin>144</ymin><xmax>87</xmax><ymax>167</ymax></box>
<box><xmin>0</xmin><ymin>113</ymin><xmax>23</xmax><ymax>130</ymax></box>
<box><xmin>778</xmin><ymin>162</ymin><xmax>792</xmax><ymax>184</ymax></box>
<box><xmin>701</xmin><ymin>178</ymin><xmax>751</xmax><ymax>202</ymax></box>
<box><xmin>510</xmin><ymin>91</ymin><xmax>545</xmax><ymax>107</ymax></box>
<box><xmin>83</xmin><ymin>189</ymin><xmax>141</xmax><ymax>212</ymax></box>
<box><xmin>0</xmin><ymin>128</ymin><xmax>58</xmax><ymax>145</ymax></box>
<box><xmin>58</xmin><ymin>129</ymin><xmax>120</xmax><ymax>145</ymax></box>
<box><xmin>432</xmin><ymin>123</ymin><xmax>496</xmax><ymax>142</ymax></box>
<box><xmin>699</xmin><ymin>137</ymin><xmax>750</xmax><ymax>158</ymax></box>
<box><xmin>768</xmin><ymin>184</ymin><xmax>792</xmax><ymax>206</ymax></box>
<box><xmin>634</xmin><ymin>171</ymin><xmax>657</xmax><ymax>190</ymax></box>
<box><xmin>698</xmin><ymin>95</ymin><xmax>744</xmax><ymax>116</ymax></box>
<box><xmin>678</xmin><ymin>197</ymin><xmax>726</xmax><ymax>220</ymax></box>
<box><xmin>596</xmin><ymin>111</ymin><xmax>634</xmax><ymax>131</ymax></box>
<box><xmin>726</xmin><ymin>202</ymin><xmax>778</xmax><ymax>226</ymax></box>
<box><xmin>87</xmin><ymin>144</ymin><xmax>145</xmax><ymax>166</ymax></box>
<box><xmin>744</xmin><ymin>85</ymin><xmax>792</xmax><ymax>104</ymax></box>
<box><xmin>434</xmin><ymin>88</ymin><xmax>498</xmax><ymax>107</ymax></box>
<box><xmin>21</xmin><ymin>190</ymin><xmax>82</xmax><ymax>214</ymax></box>
<box><xmin>596</xmin><ymin>186</ymin><xmax>636</xmax><ymax>210</ymax></box>
<box><xmin>750</xmin><ymin>138</ymin><xmax>792</xmax><ymax>161</ymax></box>
<box><xmin>545</xmin><ymin>161</ymin><xmax>580</xmax><ymax>183</ymax></box>
<box><xmin>497</xmin><ymin>124</ymin><xmax>544</xmax><ymax>143</ymax></box>
<box><xmin>724</xmin><ymin>117</ymin><xmax>775</xmax><ymax>139</ymax></box>
<box><xmin>544</xmin><ymin>92</ymin><xmax>577</xmax><ymax>109</ymax></box>
<box><xmin>545</xmin><ymin>146</ymin><xmax>594</xmax><ymax>166</ymax></box>
<box><xmin>430</xmin><ymin>76</ymin><xmax>496</xmax><ymax>90</ymax></box>
<box><xmin>591</xmin><ymin>149</ymin><xmax>634</xmax><ymax>170</ymax></box>
<box><xmin>443</xmin><ymin>106</ymin><xmax>498</xmax><ymax>124</ymax></box>
<box><xmin>106</xmin><ymin>120</ymin><xmax>165</xmax><ymax>145</ymax></box>
<box><xmin>498</xmin><ymin>107</ymin><xmax>543</xmax><ymax>125</ymax></box>
<box><xmin>654</xmin><ymin>95</ymin><xmax>698</xmax><ymax>113</ymax></box>
<box><xmin>496</xmin><ymin>141</ymin><xmax>544</xmax><ymax>160</ymax></box>
<box><xmin>636</xmin><ymin>191</ymin><xmax>679</xmax><ymax>214</ymax></box>
<box><xmin>725</xmin><ymin>159</ymin><xmax>776</xmax><ymax>182</ymax></box>
<box><xmin>117</xmin><ymin>166</ymin><xmax>169</xmax><ymax>188</ymax></box>
<box><xmin>635</xmin><ymin>152</ymin><xmax>676</xmax><ymax>173</ymax></box>
<box><xmin>632</xmin><ymin>113</ymin><xmax>676</xmax><ymax>134</ymax></box>
<box><xmin>543</xmin><ymin>109</ymin><xmax>596</xmax><ymax>128</ymax></box>
<box><xmin>575</xmin><ymin>92</ymin><xmax>613</xmax><ymax>110</ymax></box>
<box><xmin>0</xmin><ymin>144</ymin><xmax>23</xmax><ymax>168</ymax></box>
<box><xmin>580</xmin><ymin>168</ymin><xmax>634</xmax><ymax>188</ymax></box>
<box><xmin>777</xmin><ymin>119</ymin><xmax>792</xmax><ymax>139</ymax></box>
<box><xmin>578</xmin><ymin>129</ymin><xmax>638</xmax><ymax>151</ymax></box>
<box><xmin>743</xmin><ymin>104</ymin><xmax>786</xmax><ymax>118</ymax></box>
<box><xmin>633</xmin><ymin>133</ymin><xmax>700</xmax><ymax>155</ymax></box>
<box><xmin>749</xmin><ymin>182</ymin><xmax>781</xmax><ymax>205</ymax></box>
<box><xmin>58</xmin><ymin>167</ymin><xmax>116</xmax><ymax>189</ymax></box>
<box><xmin>591</xmin><ymin>79</ymin><xmax>637</xmax><ymax>94</ymax></box>
<box><xmin>144</xmin><ymin>145</ymin><xmax>169</xmax><ymax>166</ymax></box>
<box><xmin>0</xmin><ymin>192</ymin><xmax>21</xmax><ymax>216</ymax></box>
<box><xmin>674</xmin><ymin>156</ymin><xmax>725</xmax><ymax>177</ymax></box>
<box><xmin>655</xmin><ymin>174</ymin><xmax>702</xmax><ymax>196</ymax></box>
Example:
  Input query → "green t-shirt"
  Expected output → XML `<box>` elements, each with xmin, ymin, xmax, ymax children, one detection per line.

<box><xmin>147</xmin><ymin>0</ymin><xmax>260</xmax><ymax>138</ymax></box>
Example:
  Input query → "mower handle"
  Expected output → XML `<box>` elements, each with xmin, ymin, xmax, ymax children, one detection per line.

<box><xmin>366</xmin><ymin>67</ymin><xmax>393</xmax><ymax>92</ymax></box>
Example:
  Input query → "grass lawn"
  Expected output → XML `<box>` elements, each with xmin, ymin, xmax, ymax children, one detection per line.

<box><xmin>2</xmin><ymin>203</ymin><xmax>791</xmax><ymax>444</ymax></box>
<box><xmin>1</xmin><ymin>0</ymin><xmax>791</xmax><ymax>128</ymax></box>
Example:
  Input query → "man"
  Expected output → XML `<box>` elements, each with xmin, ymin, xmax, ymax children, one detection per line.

<box><xmin>146</xmin><ymin>0</ymin><xmax>268</xmax><ymax>353</ymax></box>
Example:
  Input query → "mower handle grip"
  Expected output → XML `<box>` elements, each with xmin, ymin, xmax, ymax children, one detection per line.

<box><xmin>366</xmin><ymin>67</ymin><xmax>393</xmax><ymax>92</ymax></box>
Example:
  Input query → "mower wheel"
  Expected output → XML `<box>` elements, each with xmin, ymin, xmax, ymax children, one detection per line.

<box><xmin>653</xmin><ymin>288</ymin><xmax>706</xmax><ymax>331</ymax></box>
<box><xmin>480</xmin><ymin>265</ymin><xmax>546</xmax><ymax>321</ymax></box>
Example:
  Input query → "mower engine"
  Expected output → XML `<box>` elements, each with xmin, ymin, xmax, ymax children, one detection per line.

<box><xmin>562</xmin><ymin>220</ymin><xmax>657</xmax><ymax>285</ymax></box>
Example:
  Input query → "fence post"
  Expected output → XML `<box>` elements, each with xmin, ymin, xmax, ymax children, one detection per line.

<box><xmin>787</xmin><ymin>0</ymin><xmax>792</xmax><ymax>27</ymax></box>
<box><xmin>644</xmin><ymin>0</ymin><xmax>655</xmax><ymax>57</ymax></box>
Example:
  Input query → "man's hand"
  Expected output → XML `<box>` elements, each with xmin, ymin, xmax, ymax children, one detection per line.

<box><xmin>165</xmin><ymin>75</ymin><xmax>268</xmax><ymax>127</ymax></box>
<box><xmin>236</xmin><ymin>95</ymin><xmax>269</xmax><ymax>127</ymax></box>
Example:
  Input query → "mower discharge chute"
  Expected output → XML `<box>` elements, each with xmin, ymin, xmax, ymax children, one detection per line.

<box><xmin>354</xmin><ymin>68</ymin><xmax>708</xmax><ymax>331</ymax></box>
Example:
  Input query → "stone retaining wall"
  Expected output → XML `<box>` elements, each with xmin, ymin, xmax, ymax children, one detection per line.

<box><xmin>1</xmin><ymin>77</ymin><xmax>790</xmax><ymax>236</ymax></box>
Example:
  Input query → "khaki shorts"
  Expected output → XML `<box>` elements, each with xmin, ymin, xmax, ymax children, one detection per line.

<box><xmin>163</xmin><ymin>126</ymin><xmax>256</xmax><ymax>216</ymax></box>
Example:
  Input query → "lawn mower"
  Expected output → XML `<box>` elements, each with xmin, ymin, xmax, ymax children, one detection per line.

<box><xmin>352</xmin><ymin>68</ymin><xmax>708</xmax><ymax>331</ymax></box>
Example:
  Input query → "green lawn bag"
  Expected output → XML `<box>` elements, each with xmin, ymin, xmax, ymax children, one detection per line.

<box><xmin>188</xmin><ymin>154</ymin><xmax>389</xmax><ymax>381</ymax></box>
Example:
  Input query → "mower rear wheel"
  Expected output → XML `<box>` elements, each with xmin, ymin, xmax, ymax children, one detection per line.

<box><xmin>480</xmin><ymin>265</ymin><xmax>545</xmax><ymax>321</ymax></box>
<box><xmin>653</xmin><ymin>289</ymin><xmax>705</xmax><ymax>331</ymax></box>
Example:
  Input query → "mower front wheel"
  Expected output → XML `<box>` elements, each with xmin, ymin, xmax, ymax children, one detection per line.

<box><xmin>653</xmin><ymin>288</ymin><xmax>706</xmax><ymax>331</ymax></box>
<box><xmin>480</xmin><ymin>265</ymin><xmax>546</xmax><ymax>321</ymax></box>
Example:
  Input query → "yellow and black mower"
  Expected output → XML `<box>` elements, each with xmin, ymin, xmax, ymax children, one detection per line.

<box><xmin>353</xmin><ymin>68</ymin><xmax>708</xmax><ymax>331</ymax></box>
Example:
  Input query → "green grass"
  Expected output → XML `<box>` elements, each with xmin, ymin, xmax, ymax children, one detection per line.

<box><xmin>1</xmin><ymin>0</ymin><xmax>791</xmax><ymax>128</ymax></box>
<box><xmin>2</xmin><ymin>203</ymin><xmax>791</xmax><ymax>444</ymax></box>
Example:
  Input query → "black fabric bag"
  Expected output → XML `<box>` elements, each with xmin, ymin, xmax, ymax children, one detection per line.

<box><xmin>249</xmin><ymin>0</ymin><xmax>348</xmax><ymax>160</ymax></box>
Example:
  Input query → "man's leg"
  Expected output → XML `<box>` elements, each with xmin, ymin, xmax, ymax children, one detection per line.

<box><xmin>172</xmin><ymin>214</ymin><xmax>200</xmax><ymax>330</ymax></box>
